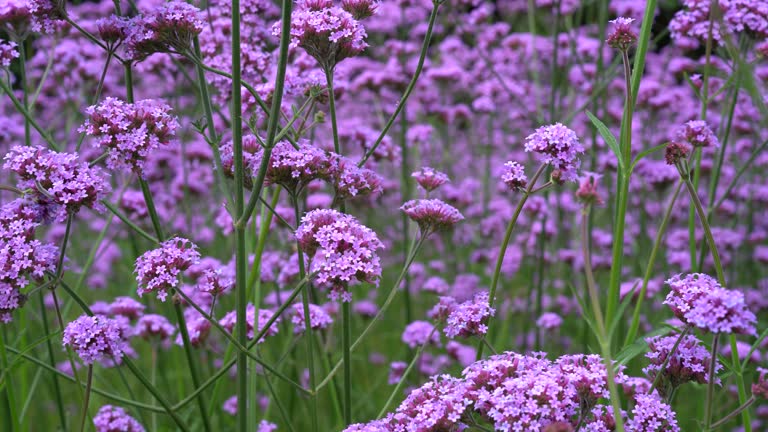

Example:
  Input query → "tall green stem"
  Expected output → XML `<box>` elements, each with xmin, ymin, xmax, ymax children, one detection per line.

<box><xmin>78</xmin><ymin>365</ymin><xmax>93</xmax><ymax>432</ymax></box>
<box><xmin>703</xmin><ymin>335</ymin><xmax>719</xmax><ymax>429</ymax></box>
<box><xmin>477</xmin><ymin>165</ymin><xmax>545</xmax><ymax>359</ymax></box>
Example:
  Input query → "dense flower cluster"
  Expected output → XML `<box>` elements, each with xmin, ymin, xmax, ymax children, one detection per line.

<box><xmin>626</xmin><ymin>394</ymin><xmax>681</xmax><ymax>432</ymax></box>
<box><xmin>444</xmin><ymin>291</ymin><xmax>495</xmax><ymax>338</ymax></box>
<box><xmin>606</xmin><ymin>17</ymin><xmax>638</xmax><ymax>51</ymax></box>
<box><xmin>275</xmin><ymin>0</ymin><xmax>369</xmax><ymax>70</ymax></box>
<box><xmin>664</xmin><ymin>273</ymin><xmax>757</xmax><ymax>335</ymax></box>
<box><xmin>524</xmin><ymin>123</ymin><xmax>584</xmax><ymax>182</ymax></box>
<box><xmin>501</xmin><ymin>161</ymin><xmax>527</xmax><ymax>191</ymax></box>
<box><xmin>644</xmin><ymin>333</ymin><xmax>720</xmax><ymax>397</ymax></box>
<box><xmin>412</xmin><ymin>167</ymin><xmax>450</xmax><ymax>192</ymax></box>
<box><xmin>296</xmin><ymin>209</ymin><xmax>384</xmax><ymax>300</ymax></box>
<box><xmin>93</xmin><ymin>405</ymin><xmax>145</xmax><ymax>432</ymax></box>
<box><xmin>135</xmin><ymin>314</ymin><xmax>175</xmax><ymax>346</ymax></box>
<box><xmin>331</xmin><ymin>157</ymin><xmax>384</xmax><ymax>202</ymax></box>
<box><xmin>220</xmin><ymin>303</ymin><xmax>280</xmax><ymax>343</ymax></box>
<box><xmin>402</xmin><ymin>320</ymin><xmax>440</xmax><ymax>348</ymax></box>
<box><xmin>676</xmin><ymin>120</ymin><xmax>719</xmax><ymax>148</ymax></box>
<box><xmin>81</xmin><ymin>97</ymin><xmax>180</xmax><ymax>176</ymax></box>
<box><xmin>400</xmin><ymin>199</ymin><xmax>465</xmax><ymax>234</ymax></box>
<box><xmin>135</xmin><ymin>238</ymin><xmax>200</xmax><ymax>301</ymax></box>
<box><xmin>62</xmin><ymin>315</ymin><xmax>126</xmax><ymax>365</ymax></box>
<box><xmin>124</xmin><ymin>1</ymin><xmax>205</xmax><ymax>60</ymax></box>
<box><xmin>0</xmin><ymin>199</ymin><xmax>58</xmax><ymax>323</ymax></box>
<box><xmin>4</xmin><ymin>146</ymin><xmax>110</xmax><ymax>220</ymax></box>
<box><xmin>256</xmin><ymin>140</ymin><xmax>337</xmax><ymax>193</ymax></box>
<box><xmin>291</xmin><ymin>302</ymin><xmax>333</xmax><ymax>333</ymax></box>
<box><xmin>670</xmin><ymin>0</ymin><xmax>768</xmax><ymax>49</ymax></box>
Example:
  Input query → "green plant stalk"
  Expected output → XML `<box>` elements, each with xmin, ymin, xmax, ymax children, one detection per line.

<box><xmin>0</xmin><ymin>78</ymin><xmax>59</xmax><ymax>150</ymax></box>
<box><xmin>400</xmin><ymin>105</ymin><xmax>412</xmax><ymax>325</ymax></box>
<box><xmin>624</xmin><ymin>180</ymin><xmax>683</xmax><ymax>347</ymax></box>
<box><xmin>342</xmin><ymin>300</ymin><xmax>353</xmax><ymax>425</ymax></box>
<box><xmin>317</xmin><ymin>234</ymin><xmax>426</xmax><ymax>391</ymax></box>
<box><xmin>173</xmin><ymin>302</ymin><xmax>213</xmax><ymax>432</ymax></box>
<box><xmin>37</xmin><ymin>295</ymin><xmax>67</xmax><ymax>431</ymax></box>
<box><xmin>605</xmin><ymin>49</ymin><xmax>633</xmax><ymax>328</ymax></box>
<box><xmin>647</xmin><ymin>326</ymin><xmax>690</xmax><ymax>394</ymax></box>
<box><xmin>581</xmin><ymin>207</ymin><xmax>625</xmax><ymax>432</ymax></box>
<box><xmin>358</xmin><ymin>1</ymin><xmax>441</xmax><ymax>166</ymax></box>
<box><xmin>138</xmin><ymin>179</ymin><xmax>165</xmax><ymax>242</ymax></box>
<box><xmin>711</xmin><ymin>396</ymin><xmax>756</xmax><ymax>430</ymax></box>
<box><xmin>630</xmin><ymin>0</ymin><xmax>659</xmax><ymax>105</ymax></box>
<box><xmin>78</xmin><ymin>365</ymin><xmax>93</xmax><ymax>432</ymax></box>
<box><xmin>0</xmin><ymin>329</ymin><xmax>18</xmax><ymax>432</ymax></box>
<box><xmin>102</xmin><ymin>200</ymin><xmax>159</xmax><ymax>244</ymax></box>
<box><xmin>477</xmin><ymin>164</ymin><xmax>546</xmax><ymax>359</ymax></box>
<box><xmin>18</xmin><ymin>40</ymin><xmax>30</xmax><ymax>147</ymax></box>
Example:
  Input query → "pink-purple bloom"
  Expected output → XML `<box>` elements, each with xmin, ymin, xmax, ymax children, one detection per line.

<box><xmin>606</xmin><ymin>17</ymin><xmax>638</xmax><ymax>51</ymax></box>
<box><xmin>400</xmin><ymin>199</ymin><xmax>465</xmax><ymax>234</ymax></box>
<box><xmin>291</xmin><ymin>302</ymin><xmax>333</xmax><ymax>333</ymax></box>
<box><xmin>524</xmin><ymin>123</ymin><xmax>585</xmax><ymax>182</ymax></box>
<box><xmin>644</xmin><ymin>333</ymin><xmax>720</xmax><ymax>397</ymax></box>
<box><xmin>93</xmin><ymin>405</ymin><xmax>145</xmax><ymax>432</ymax></box>
<box><xmin>412</xmin><ymin>167</ymin><xmax>450</xmax><ymax>192</ymax></box>
<box><xmin>0</xmin><ymin>39</ymin><xmax>18</xmax><ymax>67</ymax></box>
<box><xmin>402</xmin><ymin>320</ymin><xmax>440</xmax><ymax>348</ymax></box>
<box><xmin>124</xmin><ymin>1</ymin><xmax>205</xmax><ymax>61</ymax></box>
<box><xmin>135</xmin><ymin>238</ymin><xmax>200</xmax><ymax>302</ymax></box>
<box><xmin>444</xmin><ymin>291</ymin><xmax>495</xmax><ymax>338</ymax></box>
<box><xmin>62</xmin><ymin>315</ymin><xmax>127</xmax><ymax>365</ymax></box>
<box><xmin>501</xmin><ymin>161</ymin><xmax>527</xmax><ymax>191</ymax></box>
<box><xmin>220</xmin><ymin>303</ymin><xmax>280</xmax><ymax>343</ymax></box>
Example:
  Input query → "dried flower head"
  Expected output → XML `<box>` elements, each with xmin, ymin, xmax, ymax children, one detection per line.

<box><xmin>665</xmin><ymin>142</ymin><xmax>690</xmax><ymax>165</ymax></box>
<box><xmin>575</xmin><ymin>171</ymin><xmax>604</xmax><ymax>206</ymax></box>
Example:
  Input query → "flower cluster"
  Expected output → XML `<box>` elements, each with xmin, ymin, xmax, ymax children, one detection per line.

<box><xmin>296</xmin><ymin>209</ymin><xmax>384</xmax><ymax>300</ymax></box>
<box><xmin>135</xmin><ymin>314</ymin><xmax>176</xmax><ymax>347</ymax></box>
<box><xmin>501</xmin><ymin>161</ymin><xmax>527</xmax><ymax>191</ymax></box>
<box><xmin>4</xmin><ymin>146</ymin><xmax>110</xmax><ymax>220</ymax></box>
<box><xmin>62</xmin><ymin>315</ymin><xmax>127</xmax><ymax>365</ymax></box>
<box><xmin>331</xmin><ymin>157</ymin><xmax>384</xmax><ymax>202</ymax></box>
<box><xmin>291</xmin><ymin>302</ymin><xmax>333</xmax><ymax>333</ymax></box>
<box><xmin>402</xmin><ymin>320</ymin><xmax>440</xmax><ymax>348</ymax></box>
<box><xmin>256</xmin><ymin>140</ymin><xmax>337</xmax><ymax>193</ymax></box>
<box><xmin>444</xmin><ymin>291</ymin><xmax>495</xmax><ymax>338</ymax></box>
<box><xmin>135</xmin><ymin>238</ymin><xmax>200</xmax><ymax>302</ymax></box>
<box><xmin>670</xmin><ymin>0</ymin><xmax>768</xmax><ymax>49</ymax></box>
<box><xmin>0</xmin><ymin>39</ymin><xmax>18</xmax><ymax>67</ymax></box>
<box><xmin>575</xmin><ymin>171</ymin><xmax>604</xmax><ymax>206</ymax></box>
<box><xmin>125</xmin><ymin>1</ymin><xmax>205</xmax><ymax>60</ymax></box>
<box><xmin>644</xmin><ymin>334</ymin><xmax>719</xmax><ymax>397</ymax></box>
<box><xmin>93</xmin><ymin>405</ymin><xmax>145</xmax><ymax>432</ymax></box>
<box><xmin>0</xmin><ymin>199</ymin><xmax>58</xmax><ymax>323</ymax></box>
<box><xmin>676</xmin><ymin>120</ymin><xmax>719</xmax><ymax>148</ymax></box>
<box><xmin>626</xmin><ymin>394</ymin><xmax>681</xmax><ymax>432</ymax></box>
<box><xmin>220</xmin><ymin>303</ymin><xmax>280</xmax><ymax>343</ymax></box>
<box><xmin>412</xmin><ymin>167</ymin><xmax>450</xmax><ymax>192</ymax></box>
<box><xmin>606</xmin><ymin>17</ymin><xmax>638</xmax><ymax>51</ymax></box>
<box><xmin>275</xmin><ymin>0</ymin><xmax>369</xmax><ymax>70</ymax></box>
<box><xmin>400</xmin><ymin>199</ymin><xmax>465</xmax><ymax>234</ymax></box>
<box><xmin>524</xmin><ymin>123</ymin><xmax>585</xmax><ymax>182</ymax></box>
<box><xmin>664</xmin><ymin>273</ymin><xmax>757</xmax><ymax>335</ymax></box>
<box><xmin>81</xmin><ymin>97</ymin><xmax>180</xmax><ymax>176</ymax></box>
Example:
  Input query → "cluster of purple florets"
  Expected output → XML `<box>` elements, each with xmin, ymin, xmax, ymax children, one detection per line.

<box><xmin>93</xmin><ymin>405</ymin><xmax>145</xmax><ymax>432</ymax></box>
<box><xmin>664</xmin><ymin>273</ymin><xmax>757</xmax><ymax>335</ymax></box>
<box><xmin>0</xmin><ymin>39</ymin><xmax>18</xmax><ymax>67</ymax></box>
<box><xmin>400</xmin><ymin>199</ymin><xmax>465</xmax><ymax>234</ymax></box>
<box><xmin>524</xmin><ymin>123</ymin><xmax>585</xmax><ymax>182</ymax></box>
<box><xmin>443</xmin><ymin>291</ymin><xmax>495</xmax><ymax>339</ymax></box>
<box><xmin>670</xmin><ymin>0</ymin><xmax>768</xmax><ymax>49</ymax></box>
<box><xmin>346</xmin><ymin>351</ymin><xmax>681</xmax><ymax>432</ymax></box>
<box><xmin>291</xmin><ymin>302</ymin><xmax>334</xmax><ymax>333</ymax></box>
<box><xmin>134</xmin><ymin>237</ymin><xmax>200</xmax><ymax>302</ymax></box>
<box><xmin>124</xmin><ymin>1</ymin><xmax>205</xmax><ymax>60</ymax></box>
<box><xmin>412</xmin><ymin>167</ymin><xmax>450</xmax><ymax>193</ymax></box>
<box><xmin>644</xmin><ymin>333</ymin><xmax>720</xmax><ymax>396</ymax></box>
<box><xmin>296</xmin><ymin>209</ymin><xmax>384</xmax><ymax>300</ymax></box>
<box><xmin>62</xmin><ymin>314</ymin><xmax>127</xmax><ymax>365</ymax></box>
<box><xmin>4</xmin><ymin>145</ymin><xmax>110</xmax><ymax>220</ymax></box>
<box><xmin>219</xmin><ymin>303</ymin><xmax>280</xmax><ymax>343</ymax></box>
<box><xmin>81</xmin><ymin>97</ymin><xmax>180</xmax><ymax>176</ymax></box>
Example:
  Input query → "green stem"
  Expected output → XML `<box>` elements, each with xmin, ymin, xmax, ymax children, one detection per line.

<box><xmin>703</xmin><ymin>334</ymin><xmax>720</xmax><ymax>429</ymax></box>
<box><xmin>0</xmin><ymin>329</ymin><xmax>18</xmax><ymax>432</ymax></box>
<box><xmin>19</xmin><ymin>40</ymin><xmax>30</xmax><ymax>148</ymax></box>
<box><xmin>342</xmin><ymin>300</ymin><xmax>353</xmax><ymax>425</ymax></box>
<box><xmin>681</xmin><ymin>175</ymin><xmax>725</xmax><ymax>284</ymax></box>
<box><xmin>710</xmin><ymin>396</ymin><xmax>756</xmax><ymax>430</ymax></box>
<box><xmin>477</xmin><ymin>164</ymin><xmax>545</xmax><ymax>359</ymax></box>
<box><xmin>648</xmin><ymin>326</ymin><xmax>691</xmax><ymax>394</ymax></box>
<box><xmin>173</xmin><ymin>302</ymin><xmax>213</xmax><ymax>432</ymax></box>
<box><xmin>78</xmin><ymin>365</ymin><xmax>93</xmax><ymax>432</ymax></box>
<box><xmin>38</xmin><ymin>295</ymin><xmax>67</xmax><ymax>431</ymax></box>
<box><xmin>138</xmin><ymin>179</ymin><xmax>165</xmax><ymax>242</ymax></box>
<box><xmin>624</xmin><ymin>180</ymin><xmax>683</xmax><ymax>347</ymax></box>
<box><xmin>102</xmin><ymin>200</ymin><xmax>159</xmax><ymax>244</ymax></box>
<box><xmin>0</xmin><ymin>78</ymin><xmax>59</xmax><ymax>150</ymax></box>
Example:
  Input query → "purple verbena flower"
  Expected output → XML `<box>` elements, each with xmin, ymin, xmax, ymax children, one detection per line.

<box><xmin>644</xmin><ymin>333</ymin><xmax>720</xmax><ymax>397</ymax></box>
<box><xmin>135</xmin><ymin>238</ymin><xmax>200</xmax><ymax>302</ymax></box>
<box><xmin>402</xmin><ymin>320</ymin><xmax>440</xmax><ymax>348</ymax></box>
<box><xmin>291</xmin><ymin>302</ymin><xmax>333</xmax><ymax>333</ymax></box>
<box><xmin>444</xmin><ymin>291</ymin><xmax>495</xmax><ymax>338</ymax></box>
<box><xmin>400</xmin><ymin>199</ymin><xmax>464</xmax><ymax>234</ymax></box>
<box><xmin>125</xmin><ymin>1</ymin><xmax>204</xmax><ymax>61</ymax></box>
<box><xmin>62</xmin><ymin>315</ymin><xmax>126</xmax><ymax>365</ymax></box>
<box><xmin>220</xmin><ymin>303</ymin><xmax>280</xmax><ymax>343</ymax></box>
<box><xmin>0</xmin><ymin>39</ymin><xmax>19</xmax><ymax>67</ymax></box>
<box><xmin>93</xmin><ymin>405</ymin><xmax>145</xmax><ymax>432</ymax></box>
<box><xmin>626</xmin><ymin>394</ymin><xmax>680</xmax><ymax>432</ymax></box>
<box><xmin>677</xmin><ymin>120</ymin><xmax>719</xmax><ymax>148</ymax></box>
<box><xmin>502</xmin><ymin>161</ymin><xmax>527</xmax><ymax>191</ymax></box>
<box><xmin>135</xmin><ymin>313</ymin><xmax>175</xmax><ymax>347</ymax></box>
<box><xmin>108</xmin><ymin>296</ymin><xmax>145</xmax><ymax>320</ymax></box>
<box><xmin>412</xmin><ymin>166</ymin><xmax>450</xmax><ymax>192</ymax></box>
<box><xmin>606</xmin><ymin>17</ymin><xmax>637</xmax><ymax>51</ymax></box>
<box><xmin>524</xmin><ymin>123</ymin><xmax>584</xmax><ymax>182</ymax></box>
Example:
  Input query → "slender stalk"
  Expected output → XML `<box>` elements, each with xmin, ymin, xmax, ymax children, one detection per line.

<box><xmin>138</xmin><ymin>179</ymin><xmax>165</xmax><ymax>242</ymax></box>
<box><xmin>624</xmin><ymin>180</ymin><xmax>683</xmax><ymax>347</ymax></box>
<box><xmin>710</xmin><ymin>396</ymin><xmax>756</xmax><ymax>430</ymax></box>
<box><xmin>0</xmin><ymin>78</ymin><xmax>59</xmax><ymax>150</ymax></box>
<box><xmin>647</xmin><ymin>326</ymin><xmax>691</xmax><ymax>394</ymax></box>
<box><xmin>38</xmin><ymin>295</ymin><xmax>67</xmax><ymax>431</ymax></box>
<box><xmin>19</xmin><ymin>40</ymin><xmax>30</xmax><ymax>148</ymax></box>
<box><xmin>0</xmin><ymin>329</ymin><xmax>18</xmax><ymax>432</ymax></box>
<box><xmin>172</xmin><ymin>302</ymin><xmax>213</xmax><ymax>432</ymax></box>
<box><xmin>357</xmin><ymin>1</ymin><xmax>442</xmax><ymax>166</ymax></box>
<box><xmin>703</xmin><ymin>335</ymin><xmax>720</xmax><ymax>429</ymax></box>
<box><xmin>377</xmin><ymin>327</ymin><xmax>436</xmax><ymax>418</ymax></box>
<box><xmin>101</xmin><ymin>200</ymin><xmax>159</xmax><ymax>244</ymax></box>
<box><xmin>342</xmin><ymin>300</ymin><xmax>353</xmax><ymax>425</ymax></box>
<box><xmin>477</xmin><ymin>164</ymin><xmax>546</xmax><ymax>359</ymax></box>
<box><xmin>78</xmin><ymin>365</ymin><xmax>93</xmax><ymax>432</ymax></box>
<box><xmin>681</xmin><ymin>176</ymin><xmax>725</xmax><ymax>284</ymax></box>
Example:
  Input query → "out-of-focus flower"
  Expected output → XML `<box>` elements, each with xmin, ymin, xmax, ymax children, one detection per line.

<box><xmin>0</xmin><ymin>39</ymin><xmax>19</xmax><ymax>67</ymax></box>
<box><xmin>93</xmin><ymin>405</ymin><xmax>145</xmax><ymax>432</ymax></box>
<box><xmin>220</xmin><ymin>303</ymin><xmax>280</xmax><ymax>343</ymax></box>
<box><xmin>412</xmin><ymin>167</ymin><xmax>450</xmax><ymax>192</ymax></box>
<box><xmin>677</xmin><ymin>120</ymin><xmax>719</xmax><ymax>148</ymax></box>
<box><xmin>291</xmin><ymin>303</ymin><xmax>333</xmax><ymax>333</ymax></box>
<box><xmin>402</xmin><ymin>320</ymin><xmax>440</xmax><ymax>348</ymax></box>
<box><xmin>575</xmin><ymin>171</ymin><xmax>604</xmax><ymax>206</ymax></box>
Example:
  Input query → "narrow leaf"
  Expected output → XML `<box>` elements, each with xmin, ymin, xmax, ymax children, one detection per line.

<box><xmin>586</xmin><ymin>110</ymin><xmax>625</xmax><ymax>173</ymax></box>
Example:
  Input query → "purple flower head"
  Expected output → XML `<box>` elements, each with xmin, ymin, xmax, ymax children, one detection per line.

<box><xmin>135</xmin><ymin>313</ymin><xmax>175</xmax><ymax>346</ymax></box>
<box><xmin>0</xmin><ymin>0</ymin><xmax>32</xmax><ymax>33</ymax></box>
<box><xmin>93</xmin><ymin>405</ymin><xmax>145</xmax><ymax>432</ymax></box>
<box><xmin>664</xmin><ymin>273</ymin><xmax>757</xmax><ymax>335</ymax></box>
<box><xmin>670</xmin><ymin>0</ymin><xmax>768</xmax><ymax>49</ymax></box>
<box><xmin>665</xmin><ymin>142</ymin><xmax>690</xmax><ymax>165</ymax></box>
<box><xmin>291</xmin><ymin>302</ymin><xmax>333</xmax><ymax>333</ymax></box>
<box><xmin>575</xmin><ymin>171</ymin><xmax>604</xmax><ymax>206</ymax></box>
<box><xmin>275</xmin><ymin>1</ymin><xmax>368</xmax><ymax>70</ymax></box>
<box><xmin>524</xmin><ymin>123</ymin><xmax>584</xmax><ymax>182</ymax></box>
<box><xmin>606</xmin><ymin>17</ymin><xmax>637</xmax><ymax>51</ymax></box>
<box><xmin>626</xmin><ymin>394</ymin><xmax>680</xmax><ymax>432</ymax></box>
<box><xmin>402</xmin><ymin>320</ymin><xmax>440</xmax><ymax>348</ymax></box>
<box><xmin>81</xmin><ymin>97</ymin><xmax>180</xmax><ymax>177</ymax></box>
<box><xmin>444</xmin><ymin>291</ymin><xmax>495</xmax><ymax>338</ymax></box>
<box><xmin>296</xmin><ymin>209</ymin><xmax>384</xmax><ymax>300</ymax></box>
<box><xmin>412</xmin><ymin>166</ymin><xmax>450</xmax><ymax>192</ymax></box>
<box><xmin>388</xmin><ymin>361</ymin><xmax>407</xmax><ymax>385</ymax></box>
<box><xmin>341</xmin><ymin>0</ymin><xmax>379</xmax><ymax>19</ymax></box>
<box><xmin>388</xmin><ymin>375</ymin><xmax>471</xmax><ymax>431</ymax></box>
<box><xmin>644</xmin><ymin>334</ymin><xmax>719</xmax><ymax>397</ymax></box>
<box><xmin>400</xmin><ymin>199</ymin><xmax>464</xmax><ymax>234</ymax></box>
<box><xmin>427</xmin><ymin>296</ymin><xmax>458</xmax><ymax>321</ymax></box>
<box><xmin>537</xmin><ymin>312</ymin><xmax>563</xmax><ymax>330</ymax></box>
<box><xmin>196</xmin><ymin>268</ymin><xmax>234</xmax><ymax>296</ymax></box>
<box><xmin>135</xmin><ymin>238</ymin><xmax>200</xmax><ymax>302</ymax></box>
<box><xmin>125</xmin><ymin>1</ymin><xmax>204</xmax><ymax>61</ymax></box>
<box><xmin>502</xmin><ymin>161</ymin><xmax>527</xmax><ymax>191</ymax></box>
<box><xmin>62</xmin><ymin>315</ymin><xmax>126</xmax><ymax>365</ymax></box>
<box><xmin>0</xmin><ymin>39</ymin><xmax>19</xmax><ymax>68</ymax></box>
<box><xmin>175</xmin><ymin>307</ymin><xmax>210</xmax><ymax>347</ymax></box>
<box><xmin>4</xmin><ymin>146</ymin><xmax>111</xmax><ymax>220</ymax></box>
<box><xmin>220</xmin><ymin>303</ymin><xmax>280</xmax><ymax>343</ymax></box>
<box><xmin>753</xmin><ymin>367</ymin><xmax>768</xmax><ymax>399</ymax></box>
<box><xmin>677</xmin><ymin>120</ymin><xmax>719</xmax><ymax>148</ymax></box>
<box><xmin>332</xmin><ymin>156</ymin><xmax>384</xmax><ymax>203</ymax></box>
<box><xmin>96</xmin><ymin>16</ymin><xmax>128</xmax><ymax>48</ymax></box>
<box><xmin>262</xmin><ymin>140</ymin><xmax>337</xmax><ymax>193</ymax></box>
<box><xmin>108</xmin><ymin>297</ymin><xmax>145</xmax><ymax>320</ymax></box>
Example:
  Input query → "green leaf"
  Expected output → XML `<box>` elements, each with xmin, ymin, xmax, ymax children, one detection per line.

<box><xmin>608</xmin><ymin>282</ymin><xmax>638</xmax><ymax>339</ymax></box>
<box><xmin>629</xmin><ymin>143</ymin><xmax>668</xmax><ymax>175</ymax></box>
<box><xmin>741</xmin><ymin>327</ymin><xmax>768</xmax><ymax>371</ymax></box>
<box><xmin>616</xmin><ymin>326</ymin><xmax>670</xmax><ymax>365</ymax></box>
<box><xmin>586</xmin><ymin>110</ymin><xmax>625</xmax><ymax>174</ymax></box>
<box><xmin>565</xmin><ymin>282</ymin><xmax>601</xmax><ymax>341</ymax></box>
